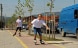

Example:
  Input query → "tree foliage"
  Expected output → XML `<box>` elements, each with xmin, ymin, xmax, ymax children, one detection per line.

<box><xmin>7</xmin><ymin>13</ymin><xmax>17</xmax><ymax>27</ymax></box>
<box><xmin>15</xmin><ymin>0</ymin><xmax>24</xmax><ymax>17</ymax></box>
<box><xmin>47</xmin><ymin>0</ymin><xmax>55</xmax><ymax>13</ymax></box>
<box><xmin>23</xmin><ymin>0</ymin><xmax>34</xmax><ymax>13</ymax></box>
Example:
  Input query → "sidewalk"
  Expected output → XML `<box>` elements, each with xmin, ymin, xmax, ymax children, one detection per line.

<box><xmin>0</xmin><ymin>30</ymin><xmax>24</xmax><ymax>48</ymax></box>
<box><xmin>9</xmin><ymin>30</ymin><xmax>65</xmax><ymax>48</ymax></box>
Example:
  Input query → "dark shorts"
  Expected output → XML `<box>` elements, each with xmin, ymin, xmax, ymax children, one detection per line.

<box><xmin>33</xmin><ymin>27</ymin><xmax>42</xmax><ymax>36</ymax></box>
<box><xmin>16</xmin><ymin>27</ymin><xmax>22</xmax><ymax>32</ymax></box>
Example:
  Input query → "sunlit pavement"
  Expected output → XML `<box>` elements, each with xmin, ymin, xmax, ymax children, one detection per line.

<box><xmin>0</xmin><ymin>30</ymin><xmax>24</xmax><ymax>48</ymax></box>
<box><xmin>1</xmin><ymin>29</ymin><xmax>78</xmax><ymax>48</ymax></box>
<box><xmin>0</xmin><ymin>29</ymin><xmax>64</xmax><ymax>48</ymax></box>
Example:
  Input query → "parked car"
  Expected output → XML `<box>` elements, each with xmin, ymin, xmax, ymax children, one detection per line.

<box><xmin>22</xmin><ymin>24</ymin><xmax>28</xmax><ymax>30</ymax></box>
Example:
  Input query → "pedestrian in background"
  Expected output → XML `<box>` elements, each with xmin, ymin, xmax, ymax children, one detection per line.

<box><xmin>13</xmin><ymin>16</ymin><xmax>22</xmax><ymax>37</ymax></box>
<box><xmin>28</xmin><ymin>14</ymin><xmax>49</xmax><ymax>44</ymax></box>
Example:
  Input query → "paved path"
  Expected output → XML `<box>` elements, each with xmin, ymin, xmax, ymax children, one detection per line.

<box><xmin>0</xmin><ymin>30</ymin><xmax>24</xmax><ymax>48</ymax></box>
<box><xmin>7</xmin><ymin>30</ymin><xmax>64</xmax><ymax>48</ymax></box>
<box><xmin>0</xmin><ymin>29</ymin><xmax>67</xmax><ymax>48</ymax></box>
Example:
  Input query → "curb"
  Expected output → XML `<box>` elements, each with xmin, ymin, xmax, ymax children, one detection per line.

<box><xmin>45</xmin><ymin>41</ymin><xmax>73</xmax><ymax>44</ymax></box>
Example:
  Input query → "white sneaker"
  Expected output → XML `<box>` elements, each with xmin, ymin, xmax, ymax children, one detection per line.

<box><xmin>40</xmin><ymin>40</ymin><xmax>45</xmax><ymax>44</ymax></box>
<box><xmin>34</xmin><ymin>40</ymin><xmax>37</xmax><ymax>43</ymax></box>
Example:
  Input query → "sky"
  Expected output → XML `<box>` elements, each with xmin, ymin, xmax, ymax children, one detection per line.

<box><xmin>0</xmin><ymin>0</ymin><xmax>78</xmax><ymax>17</ymax></box>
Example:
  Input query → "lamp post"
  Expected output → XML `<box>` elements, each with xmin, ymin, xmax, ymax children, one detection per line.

<box><xmin>0</xmin><ymin>4</ymin><xmax>3</xmax><ymax>29</ymax></box>
<box><xmin>74</xmin><ymin>0</ymin><xmax>75</xmax><ymax>4</ymax></box>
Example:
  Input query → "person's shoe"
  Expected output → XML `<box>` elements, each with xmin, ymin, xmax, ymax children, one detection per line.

<box><xmin>40</xmin><ymin>40</ymin><xmax>45</xmax><ymax>44</ymax></box>
<box><xmin>34</xmin><ymin>39</ymin><xmax>37</xmax><ymax>43</ymax></box>
<box><xmin>13</xmin><ymin>33</ymin><xmax>16</xmax><ymax>36</ymax></box>
<box><xmin>34</xmin><ymin>39</ymin><xmax>37</xmax><ymax>45</ymax></box>
<box><xmin>19</xmin><ymin>33</ymin><xmax>21</xmax><ymax>37</ymax></box>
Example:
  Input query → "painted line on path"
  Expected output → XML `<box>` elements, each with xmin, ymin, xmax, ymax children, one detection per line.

<box><xmin>53</xmin><ymin>44</ymin><xmax>65</xmax><ymax>48</ymax></box>
<box><xmin>8</xmin><ymin>30</ymin><xmax>28</xmax><ymax>48</ymax></box>
<box><xmin>8</xmin><ymin>30</ymin><xmax>65</xmax><ymax>48</ymax></box>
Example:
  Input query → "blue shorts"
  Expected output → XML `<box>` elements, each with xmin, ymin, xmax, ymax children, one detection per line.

<box><xmin>33</xmin><ymin>27</ymin><xmax>42</xmax><ymax>36</ymax></box>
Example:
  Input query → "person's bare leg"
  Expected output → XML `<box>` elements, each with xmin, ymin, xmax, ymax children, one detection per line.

<box><xmin>34</xmin><ymin>34</ymin><xmax>37</xmax><ymax>44</ymax></box>
<box><xmin>39</xmin><ymin>35</ymin><xmax>44</xmax><ymax>44</ymax></box>
<box><xmin>19</xmin><ymin>32</ymin><xmax>21</xmax><ymax>36</ymax></box>
<box><xmin>19</xmin><ymin>27</ymin><xmax>22</xmax><ymax>37</ymax></box>
<box><xmin>34</xmin><ymin>34</ymin><xmax>37</xmax><ymax>40</ymax></box>
<box><xmin>19</xmin><ymin>29</ymin><xmax>21</xmax><ymax>37</ymax></box>
<box><xmin>13</xmin><ymin>27</ymin><xmax>18</xmax><ymax>36</ymax></box>
<box><xmin>40</xmin><ymin>35</ymin><xmax>42</xmax><ymax>40</ymax></box>
<box><xmin>13</xmin><ymin>31</ymin><xmax>17</xmax><ymax>36</ymax></box>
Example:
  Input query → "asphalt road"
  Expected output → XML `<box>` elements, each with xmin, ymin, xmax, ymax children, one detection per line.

<box><xmin>55</xmin><ymin>34</ymin><xmax>78</xmax><ymax>48</ymax></box>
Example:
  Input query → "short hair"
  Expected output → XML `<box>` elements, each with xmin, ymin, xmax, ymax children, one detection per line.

<box><xmin>38</xmin><ymin>14</ymin><xmax>42</xmax><ymax>17</ymax></box>
<box><xmin>18</xmin><ymin>16</ymin><xmax>21</xmax><ymax>18</ymax></box>
<box><xmin>19</xmin><ymin>16</ymin><xmax>21</xmax><ymax>17</ymax></box>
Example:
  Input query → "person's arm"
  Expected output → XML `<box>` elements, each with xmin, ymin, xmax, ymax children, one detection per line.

<box><xmin>27</xmin><ymin>19</ymin><xmax>35</xmax><ymax>28</ymax></box>
<box><xmin>42</xmin><ymin>21</ymin><xmax>50</xmax><ymax>30</ymax></box>
<box><xmin>16</xmin><ymin>19</ymin><xmax>18</xmax><ymax>26</ymax></box>
<box><xmin>27</xmin><ymin>22</ymin><xmax>32</xmax><ymax>28</ymax></box>
<box><xmin>44</xmin><ymin>24</ymin><xmax>50</xmax><ymax>30</ymax></box>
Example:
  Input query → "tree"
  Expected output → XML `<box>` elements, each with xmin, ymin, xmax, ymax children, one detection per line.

<box><xmin>7</xmin><ymin>0</ymin><xmax>23</xmax><ymax>25</ymax></box>
<box><xmin>47</xmin><ymin>0</ymin><xmax>55</xmax><ymax>39</ymax></box>
<box><xmin>23</xmin><ymin>0</ymin><xmax>34</xmax><ymax>20</ymax></box>
<box><xmin>23</xmin><ymin>0</ymin><xmax>34</xmax><ymax>34</ymax></box>
<box><xmin>15</xmin><ymin>0</ymin><xmax>25</xmax><ymax>17</ymax></box>
<box><xmin>7</xmin><ymin>13</ymin><xmax>17</xmax><ymax>29</ymax></box>
<box><xmin>47</xmin><ymin>0</ymin><xmax>54</xmax><ymax>15</ymax></box>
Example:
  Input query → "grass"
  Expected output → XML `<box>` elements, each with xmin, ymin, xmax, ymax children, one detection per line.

<box><xmin>29</xmin><ymin>34</ymin><xmax>64</xmax><ymax>41</ymax></box>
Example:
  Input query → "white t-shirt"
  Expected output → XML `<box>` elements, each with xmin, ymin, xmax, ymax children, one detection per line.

<box><xmin>16</xmin><ymin>19</ymin><xmax>22</xmax><ymax>27</ymax></box>
<box><xmin>31</xmin><ymin>19</ymin><xmax>46</xmax><ymax>28</ymax></box>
